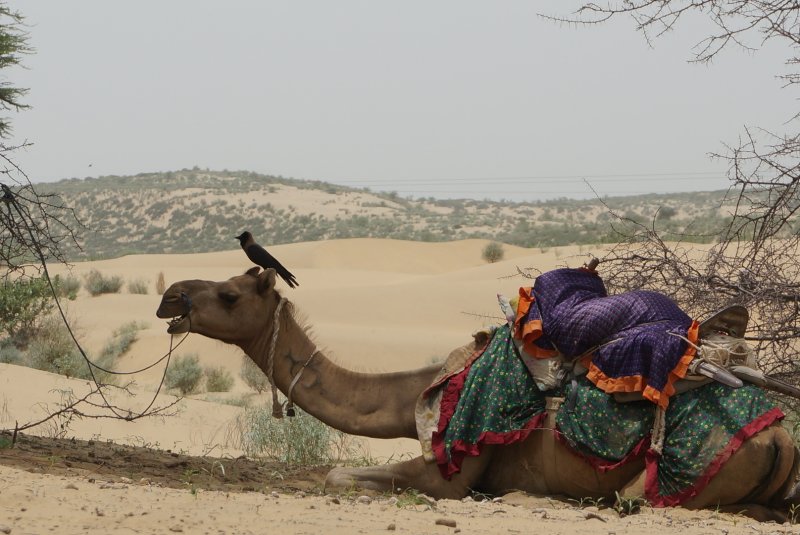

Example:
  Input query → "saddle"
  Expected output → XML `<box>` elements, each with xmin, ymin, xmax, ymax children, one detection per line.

<box><xmin>512</xmin><ymin>303</ymin><xmax>753</xmax><ymax>403</ymax></box>
<box><xmin>699</xmin><ymin>304</ymin><xmax>749</xmax><ymax>339</ymax></box>
<box><xmin>609</xmin><ymin>305</ymin><xmax>751</xmax><ymax>402</ymax></box>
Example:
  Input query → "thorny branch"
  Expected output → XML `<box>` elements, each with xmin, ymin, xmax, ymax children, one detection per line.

<box><xmin>595</xmin><ymin>202</ymin><xmax>800</xmax><ymax>413</ymax></box>
<box><xmin>540</xmin><ymin>1</ymin><xmax>800</xmax><ymax>415</ymax></box>
<box><xmin>0</xmin><ymin>142</ymin><xmax>83</xmax><ymax>280</ymax></box>
<box><xmin>5</xmin><ymin>382</ymin><xmax>182</xmax><ymax>445</ymax></box>
<box><xmin>0</xmin><ymin>144</ymin><xmax>182</xmax><ymax>435</ymax></box>
<box><xmin>549</xmin><ymin>1</ymin><xmax>800</xmax><ymax>65</ymax></box>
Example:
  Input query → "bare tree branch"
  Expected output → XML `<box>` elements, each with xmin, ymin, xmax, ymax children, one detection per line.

<box><xmin>6</xmin><ymin>382</ymin><xmax>182</xmax><ymax>445</ymax></box>
<box><xmin>539</xmin><ymin>0</ymin><xmax>800</xmax><ymax>416</ymax></box>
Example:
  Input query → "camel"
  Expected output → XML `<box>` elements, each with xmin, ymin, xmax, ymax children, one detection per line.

<box><xmin>156</xmin><ymin>268</ymin><xmax>800</xmax><ymax>518</ymax></box>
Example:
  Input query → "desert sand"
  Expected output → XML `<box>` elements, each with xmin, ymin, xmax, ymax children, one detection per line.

<box><xmin>0</xmin><ymin>238</ymin><xmax>795</xmax><ymax>534</ymax></box>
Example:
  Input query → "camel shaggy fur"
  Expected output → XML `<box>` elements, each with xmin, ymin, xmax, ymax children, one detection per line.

<box><xmin>156</xmin><ymin>268</ymin><xmax>800</xmax><ymax>519</ymax></box>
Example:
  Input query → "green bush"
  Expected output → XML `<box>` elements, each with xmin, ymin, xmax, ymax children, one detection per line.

<box><xmin>481</xmin><ymin>241</ymin><xmax>505</xmax><ymax>263</ymax></box>
<box><xmin>53</xmin><ymin>274</ymin><xmax>80</xmax><ymax>300</ymax></box>
<box><xmin>127</xmin><ymin>278</ymin><xmax>149</xmax><ymax>295</ymax></box>
<box><xmin>20</xmin><ymin>318</ymin><xmax>143</xmax><ymax>383</ymax></box>
<box><xmin>26</xmin><ymin>315</ymin><xmax>88</xmax><ymax>379</ymax></box>
<box><xmin>166</xmin><ymin>353</ymin><xmax>203</xmax><ymax>395</ymax></box>
<box><xmin>240</xmin><ymin>405</ymin><xmax>333</xmax><ymax>466</ymax></box>
<box><xmin>240</xmin><ymin>356</ymin><xmax>270</xmax><ymax>394</ymax></box>
<box><xmin>0</xmin><ymin>277</ymin><xmax>53</xmax><ymax>346</ymax></box>
<box><xmin>0</xmin><ymin>340</ymin><xmax>22</xmax><ymax>364</ymax></box>
<box><xmin>205</xmin><ymin>365</ymin><xmax>234</xmax><ymax>392</ymax></box>
<box><xmin>98</xmin><ymin>321</ymin><xmax>143</xmax><ymax>361</ymax></box>
<box><xmin>84</xmin><ymin>270</ymin><xmax>124</xmax><ymax>296</ymax></box>
<box><xmin>203</xmin><ymin>393</ymin><xmax>251</xmax><ymax>407</ymax></box>
<box><xmin>657</xmin><ymin>206</ymin><xmax>678</xmax><ymax>221</ymax></box>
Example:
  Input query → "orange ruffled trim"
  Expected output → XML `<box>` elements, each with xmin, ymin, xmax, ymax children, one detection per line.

<box><xmin>584</xmin><ymin>320</ymin><xmax>700</xmax><ymax>409</ymax></box>
<box><xmin>513</xmin><ymin>287</ymin><xmax>534</xmax><ymax>339</ymax></box>
<box><xmin>513</xmin><ymin>287</ymin><xmax>559</xmax><ymax>359</ymax></box>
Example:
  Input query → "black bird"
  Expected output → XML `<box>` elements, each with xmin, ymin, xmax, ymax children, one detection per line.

<box><xmin>235</xmin><ymin>231</ymin><xmax>299</xmax><ymax>288</ymax></box>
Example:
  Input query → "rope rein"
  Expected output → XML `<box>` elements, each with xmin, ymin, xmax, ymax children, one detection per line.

<box><xmin>286</xmin><ymin>348</ymin><xmax>318</xmax><ymax>417</ymax></box>
<box><xmin>267</xmin><ymin>297</ymin><xmax>287</xmax><ymax>418</ymax></box>
<box><xmin>2</xmin><ymin>183</ymin><xmax>312</xmax><ymax>423</ymax></box>
<box><xmin>1</xmin><ymin>185</ymin><xmax>185</xmax><ymax>421</ymax></box>
<box><xmin>668</xmin><ymin>331</ymin><xmax>755</xmax><ymax>368</ymax></box>
<box><xmin>263</xmin><ymin>296</ymin><xmax>317</xmax><ymax>419</ymax></box>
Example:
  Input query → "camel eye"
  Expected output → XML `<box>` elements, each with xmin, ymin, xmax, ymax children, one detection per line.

<box><xmin>219</xmin><ymin>291</ymin><xmax>239</xmax><ymax>304</ymax></box>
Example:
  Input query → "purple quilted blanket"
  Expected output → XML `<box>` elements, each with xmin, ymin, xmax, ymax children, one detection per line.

<box><xmin>515</xmin><ymin>268</ymin><xmax>699</xmax><ymax>407</ymax></box>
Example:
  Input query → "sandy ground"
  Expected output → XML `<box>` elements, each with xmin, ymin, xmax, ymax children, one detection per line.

<box><xmin>0</xmin><ymin>238</ymin><xmax>796</xmax><ymax>534</ymax></box>
<box><xmin>3</xmin><ymin>464</ymin><xmax>795</xmax><ymax>535</ymax></box>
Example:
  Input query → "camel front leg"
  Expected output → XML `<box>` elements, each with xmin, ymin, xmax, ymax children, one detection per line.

<box><xmin>325</xmin><ymin>448</ymin><xmax>494</xmax><ymax>499</ymax></box>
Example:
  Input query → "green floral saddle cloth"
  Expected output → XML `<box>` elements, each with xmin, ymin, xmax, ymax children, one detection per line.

<box><xmin>422</xmin><ymin>324</ymin><xmax>784</xmax><ymax>506</ymax></box>
<box><xmin>557</xmin><ymin>375</ymin><xmax>783</xmax><ymax>505</ymax></box>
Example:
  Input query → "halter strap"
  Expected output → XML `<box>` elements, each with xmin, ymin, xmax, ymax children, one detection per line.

<box><xmin>267</xmin><ymin>298</ymin><xmax>287</xmax><ymax>418</ymax></box>
<box><xmin>285</xmin><ymin>348</ymin><xmax>319</xmax><ymax>417</ymax></box>
<box><xmin>264</xmin><ymin>297</ymin><xmax>318</xmax><ymax>419</ymax></box>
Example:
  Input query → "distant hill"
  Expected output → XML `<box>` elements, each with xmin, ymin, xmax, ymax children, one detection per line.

<box><xmin>37</xmin><ymin>169</ymin><xmax>733</xmax><ymax>260</ymax></box>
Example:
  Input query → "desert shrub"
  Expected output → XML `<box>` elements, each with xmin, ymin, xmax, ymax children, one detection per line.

<box><xmin>166</xmin><ymin>353</ymin><xmax>203</xmax><ymax>395</ymax></box>
<box><xmin>54</xmin><ymin>274</ymin><xmax>80</xmax><ymax>300</ymax></box>
<box><xmin>0</xmin><ymin>277</ymin><xmax>53</xmax><ymax>346</ymax></box>
<box><xmin>240</xmin><ymin>356</ymin><xmax>270</xmax><ymax>394</ymax></box>
<box><xmin>127</xmin><ymin>278</ymin><xmax>148</xmax><ymax>295</ymax></box>
<box><xmin>155</xmin><ymin>272</ymin><xmax>166</xmax><ymax>295</ymax></box>
<box><xmin>26</xmin><ymin>315</ymin><xmax>88</xmax><ymax>379</ymax></box>
<box><xmin>98</xmin><ymin>321</ymin><xmax>144</xmax><ymax>362</ymax></box>
<box><xmin>657</xmin><ymin>206</ymin><xmax>677</xmax><ymax>220</ymax></box>
<box><xmin>84</xmin><ymin>270</ymin><xmax>123</xmax><ymax>296</ymax></box>
<box><xmin>205</xmin><ymin>365</ymin><xmax>234</xmax><ymax>392</ymax></box>
<box><xmin>482</xmin><ymin>241</ymin><xmax>505</xmax><ymax>263</ymax></box>
<box><xmin>239</xmin><ymin>405</ymin><xmax>333</xmax><ymax>466</ymax></box>
<box><xmin>0</xmin><ymin>340</ymin><xmax>22</xmax><ymax>364</ymax></box>
<box><xmin>203</xmin><ymin>393</ymin><xmax>251</xmax><ymax>407</ymax></box>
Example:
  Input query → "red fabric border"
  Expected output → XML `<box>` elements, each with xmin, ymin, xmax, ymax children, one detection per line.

<box><xmin>644</xmin><ymin>407</ymin><xmax>785</xmax><ymax>507</ymax></box>
<box><xmin>421</xmin><ymin>343</ymin><xmax>488</xmax><ymax>399</ymax></box>
<box><xmin>435</xmin><ymin>413</ymin><xmax>547</xmax><ymax>479</ymax></box>
<box><xmin>553</xmin><ymin>430</ymin><xmax>650</xmax><ymax>473</ymax></box>
<box><xmin>430</xmin><ymin>346</ymin><xmax>546</xmax><ymax>480</ymax></box>
<box><xmin>431</xmin><ymin>348</ymin><xmax>479</xmax><ymax>477</ymax></box>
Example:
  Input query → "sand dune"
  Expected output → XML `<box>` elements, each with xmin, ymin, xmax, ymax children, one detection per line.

<box><xmin>8</xmin><ymin>239</ymin><xmax>588</xmax><ymax>458</ymax></box>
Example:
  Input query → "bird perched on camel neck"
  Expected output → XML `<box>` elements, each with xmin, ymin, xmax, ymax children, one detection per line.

<box><xmin>235</xmin><ymin>231</ymin><xmax>299</xmax><ymax>288</ymax></box>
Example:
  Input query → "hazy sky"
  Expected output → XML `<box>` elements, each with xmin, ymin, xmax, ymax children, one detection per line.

<box><xmin>2</xmin><ymin>1</ymin><xmax>793</xmax><ymax>201</ymax></box>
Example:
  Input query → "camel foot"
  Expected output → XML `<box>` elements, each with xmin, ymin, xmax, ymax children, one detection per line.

<box><xmin>324</xmin><ymin>466</ymin><xmax>405</xmax><ymax>494</ymax></box>
<box><xmin>325</xmin><ymin>454</ymin><xmax>484</xmax><ymax>500</ymax></box>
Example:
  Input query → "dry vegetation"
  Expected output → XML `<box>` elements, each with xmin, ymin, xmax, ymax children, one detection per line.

<box><xmin>40</xmin><ymin>169</ymin><xmax>730</xmax><ymax>260</ymax></box>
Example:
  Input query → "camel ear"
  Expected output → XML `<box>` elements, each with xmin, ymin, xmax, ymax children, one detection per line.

<box><xmin>257</xmin><ymin>268</ymin><xmax>277</xmax><ymax>294</ymax></box>
<box><xmin>245</xmin><ymin>266</ymin><xmax>260</xmax><ymax>277</ymax></box>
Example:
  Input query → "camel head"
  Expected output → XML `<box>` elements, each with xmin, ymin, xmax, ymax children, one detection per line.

<box><xmin>156</xmin><ymin>267</ymin><xmax>282</xmax><ymax>345</ymax></box>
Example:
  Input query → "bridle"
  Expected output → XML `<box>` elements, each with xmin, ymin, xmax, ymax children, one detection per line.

<box><xmin>285</xmin><ymin>348</ymin><xmax>318</xmax><ymax>417</ymax></box>
<box><xmin>265</xmin><ymin>296</ymin><xmax>318</xmax><ymax>418</ymax></box>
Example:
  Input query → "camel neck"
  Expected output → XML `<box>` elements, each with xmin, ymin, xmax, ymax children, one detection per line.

<box><xmin>242</xmin><ymin>310</ymin><xmax>439</xmax><ymax>439</ymax></box>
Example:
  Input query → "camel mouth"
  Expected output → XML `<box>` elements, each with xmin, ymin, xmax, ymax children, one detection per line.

<box><xmin>166</xmin><ymin>313</ymin><xmax>190</xmax><ymax>334</ymax></box>
<box><xmin>157</xmin><ymin>292</ymin><xmax>193</xmax><ymax>334</ymax></box>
